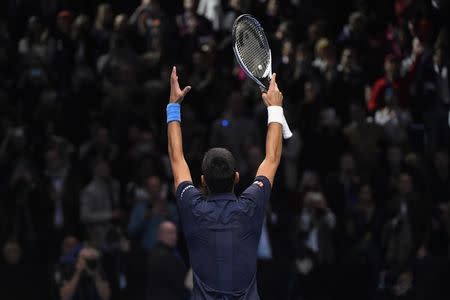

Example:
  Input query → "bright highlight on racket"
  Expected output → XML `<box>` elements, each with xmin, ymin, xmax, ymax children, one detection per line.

<box><xmin>232</xmin><ymin>14</ymin><xmax>293</xmax><ymax>139</ymax></box>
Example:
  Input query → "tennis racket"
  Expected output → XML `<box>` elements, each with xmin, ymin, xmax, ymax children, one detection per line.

<box><xmin>232</xmin><ymin>14</ymin><xmax>293</xmax><ymax>139</ymax></box>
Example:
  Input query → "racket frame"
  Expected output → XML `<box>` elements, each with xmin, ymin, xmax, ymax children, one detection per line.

<box><xmin>232</xmin><ymin>14</ymin><xmax>293</xmax><ymax>139</ymax></box>
<box><xmin>232</xmin><ymin>14</ymin><xmax>272</xmax><ymax>91</ymax></box>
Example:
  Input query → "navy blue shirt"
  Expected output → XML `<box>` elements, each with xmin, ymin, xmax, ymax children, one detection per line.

<box><xmin>176</xmin><ymin>176</ymin><xmax>271</xmax><ymax>300</ymax></box>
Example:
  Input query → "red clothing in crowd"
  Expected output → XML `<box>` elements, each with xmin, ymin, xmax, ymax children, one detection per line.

<box><xmin>368</xmin><ymin>55</ymin><xmax>420</xmax><ymax>112</ymax></box>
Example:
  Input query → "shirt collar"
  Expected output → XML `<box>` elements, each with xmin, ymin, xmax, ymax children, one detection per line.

<box><xmin>207</xmin><ymin>192</ymin><xmax>237</xmax><ymax>202</ymax></box>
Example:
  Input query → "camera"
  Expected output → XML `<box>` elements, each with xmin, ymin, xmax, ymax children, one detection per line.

<box><xmin>85</xmin><ymin>257</ymin><xmax>98</xmax><ymax>272</ymax></box>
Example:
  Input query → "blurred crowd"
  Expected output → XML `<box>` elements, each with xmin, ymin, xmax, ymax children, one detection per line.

<box><xmin>0</xmin><ymin>0</ymin><xmax>449</xmax><ymax>300</ymax></box>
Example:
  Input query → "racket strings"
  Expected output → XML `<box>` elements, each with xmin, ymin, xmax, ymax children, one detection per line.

<box><xmin>234</xmin><ymin>18</ymin><xmax>270</xmax><ymax>78</ymax></box>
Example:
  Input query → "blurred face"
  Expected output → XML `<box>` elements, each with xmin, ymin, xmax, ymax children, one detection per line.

<box><xmin>350</xmin><ymin>15</ymin><xmax>365</xmax><ymax>34</ymax></box>
<box><xmin>158</xmin><ymin>222</ymin><xmax>178</xmax><ymax>247</ymax></box>
<box><xmin>146</xmin><ymin>175</ymin><xmax>162</xmax><ymax>198</ymax></box>
<box><xmin>296</xmin><ymin>46</ymin><xmax>310</xmax><ymax>63</ymax></box>
<box><xmin>95</xmin><ymin>161</ymin><xmax>110</xmax><ymax>178</ymax></box>
<box><xmin>98</xmin><ymin>4</ymin><xmax>113</xmax><ymax>26</ymax></box>
<box><xmin>266</xmin><ymin>0</ymin><xmax>278</xmax><ymax>16</ymax></box>
<box><xmin>46</xmin><ymin>149</ymin><xmax>63</xmax><ymax>171</ymax></box>
<box><xmin>114</xmin><ymin>14</ymin><xmax>128</xmax><ymax>33</ymax></box>
<box><xmin>3</xmin><ymin>242</ymin><xmax>21</xmax><ymax>265</ymax></box>
<box><xmin>184</xmin><ymin>0</ymin><xmax>194</xmax><ymax>10</ymax></box>
<box><xmin>304</xmin><ymin>82</ymin><xmax>317</xmax><ymax>102</ymax></box>
<box><xmin>28</xmin><ymin>17</ymin><xmax>43</xmax><ymax>37</ymax></box>
<box><xmin>434</xmin><ymin>151</ymin><xmax>449</xmax><ymax>172</ymax></box>
<box><xmin>308</xmin><ymin>23</ymin><xmax>319</xmax><ymax>42</ymax></box>
<box><xmin>340</xmin><ymin>48</ymin><xmax>354</xmax><ymax>68</ymax></box>
<box><xmin>359</xmin><ymin>185</ymin><xmax>373</xmax><ymax>205</ymax></box>
<box><xmin>384</xmin><ymin>59</ymin><xmax>398</xmax><ymax>78</ymax></box>
<box><xmin>282</xmin><ymin>40</ymin><xmax>294</xmax><ymax>58</ymax></box>
<box><xmin>96</xmin><ymin>128</ymin><xmax>109</xmax><ymax>146</ymax></box>
<box><xmin>300</xmin><ymin>171</ymin><xmax>320</xmax><ymax>190</ymax></box>
<box><xmin>412</xmin><ymin>37</ymin><xmax>423</xmax><ymax>55</ymax></box>
<box><xmin>62</xmin><ymin>236</ymin><xmax>79</xmax><ymax>256</ymax></box>
<box><xmin>304</xmin><ymin>192</ymin><xmax>326</xmax><ymax>211</ymax></box>
<box><xmin>72</xmin><ymin>15</ymin><xmax>89</xmax><ymax>38</ymax></box>
<box><xmin>229</xmin><ymin>0</ymin><xmax>241</xmax><ymax>10</ymax></box>
<box><xmin>57</xmin><ymin>16</ymin><xmax>71</xmax><ymax>34</ymax></box>
<box><xmin>398</xmin><ymin>174</ymin><xmax>413</xmax><ymax>195</ymax></box>
<box><xmin>340</xmin><ymin>154</ymin><xmax>355</xmax><ymax>175</ymax></box>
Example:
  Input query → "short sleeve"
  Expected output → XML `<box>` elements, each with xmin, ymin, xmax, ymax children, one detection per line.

<box><xmin>175</xmin><ymin>181</ymin><xmax>203</xmax><ymax>210</ymax></box>
<box><xmin>239</xmin><ymin>176</ymin><xmax>272</xmax><ymax>209</ymax></box>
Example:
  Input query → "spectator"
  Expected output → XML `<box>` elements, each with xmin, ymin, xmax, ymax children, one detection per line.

<box><xmin>93</xmin><ymin>3</ymin><xmax>114</xmax><ymax>59</ymax></box>
<box><xmin>343</xmin><ymin>103</ymin><xmax>384</xmax><ymax>174</ymax></box>
<box><xmin>59</xmin><ymin>246</ymin><xmax>111</xmax><ymax>300</ymax></box>
<box><xmin>35</xmin><ymin>145</ymin><xmax>81</xmax><ymax>261</ymax></box>
<box><xmin>386</xmin><ymin>172</ymin><xmax>431</xmax><ymax>254</ymax></box>
<box><xmin>18</xmin><ymin>16</ymin><xmax>55</xmax><ymax>66</ymax></box>
<box><xmin>80</xmin><ymin>126</ymin><xmax>119</xmax><ymax>168</ymax></box>
<box><xmin>3</xmin><ymin>156</ymin><xmax>38</xmax><ymax>252</ymax></box>
<box><xmin>80</xmin><ymin>159</ymin><xmax>122</xmax><ymax>248</ymax></box>
<box><xmin>338</xmin><ymin>184</ymin><xmax>383</xmax><ymax>299</ymax></box>
<box><xmin>128</xmin><ymin>175</ymin><xmax>178</xmax><ymax>250</ymax></box>
<box><xmin>222</xmin><ymin>0</ymin><xmax>242</xmax><ymax>32</ymax></box>
<box><xmin>289</xmin><ymin>191</ymin><xmax>336</xmax><ymax>300</ymax></box>
<box><xmin>325</xmin><ymin>152</ymin><xmax>360</xmax><ymax>219</ymax></box>
<box><xmin>53</xmin><ymin>10</ymin><xmax>75</xmax><ymax>87</ymax></box>
<box><xmin>337</xmin><ymin>11</ymin><xmax>368</xmax><ymax>55</ymax></box>
<box><xmin>0</xmin><ymin>241</ymin><xmax>33</xmax><ymax>300</ymax></box>
<box><xmin>72</xmin><ymin>14</ymin><xmax>94</xmax><ymax>67</ymax></box>
<box><xmin>146</xmin><ymin>221</ymin><xmax>188</xmax><ymax>300</ymax></box>
<box><xmin>368</xmin><ymin>40</ymin><xmax>422</xmax><ymax>113</ymax></box>
<box><xmin>297</xmin><ymin>80</ymin><xmax>322</xmax><ymax>170</ymax></box>
<box><xmin>421</xmin><ymin>47</ymin><xmax>450</xmax><ymax>152</ymax></box>
<box><xmin>197</xmin><ymin>0</ymin><xmax>222</xmax><ymax>31</ymax></box>
<box><xmin>335</xmin><ymin>47</ymin><xmax>366</xmax><ymax>122</ymax></box>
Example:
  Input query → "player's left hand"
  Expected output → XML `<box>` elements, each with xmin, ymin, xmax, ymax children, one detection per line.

<box><xmin>170</xmin><ymin>66</ymin><xmax>191</xmax><ymax>104</ymax></box>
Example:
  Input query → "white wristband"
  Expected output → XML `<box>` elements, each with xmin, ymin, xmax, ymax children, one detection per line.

<box><xmin>267</xmin><ymin>106</ymin><xmax>284</xmax><ymax>125</ymax></box>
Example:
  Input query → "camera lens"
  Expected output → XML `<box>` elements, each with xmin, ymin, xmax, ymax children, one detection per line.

<box><xmin>85</xmin><ymin>258</ymin><xmax>98</xmax><ymax>270</ymax></box>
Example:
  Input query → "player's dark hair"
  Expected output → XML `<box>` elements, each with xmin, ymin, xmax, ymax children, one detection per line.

<box><xmin>202</xmin><ymin>148</ymin><xmax>236</xmax><ymax>194</ymax></box>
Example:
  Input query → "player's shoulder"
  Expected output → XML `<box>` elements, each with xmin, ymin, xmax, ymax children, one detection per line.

<box><xmin>240</xmin><ymin>176</ymin><xmax>271</xmax><ymax>198</ymax></box>
<box><xmin>176</xmin><ymin>181</ymin><xmax>197</xmax><ymax>198</ymax></box>
<box><xmin>175</xmin><ymin>181</ymin><xmax>204</xmax><ymax>208</ymax></box>
<box><xmin>251</xmin><ymin>176</ymin><xmax>271</xmax><ymax>190</ymax></box>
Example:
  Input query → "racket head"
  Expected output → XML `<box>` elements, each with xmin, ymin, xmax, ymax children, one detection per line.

<box><xmin>232</xmin><ymin>14</ymin><xmax>272</xmax><ymax>91</ymax></box>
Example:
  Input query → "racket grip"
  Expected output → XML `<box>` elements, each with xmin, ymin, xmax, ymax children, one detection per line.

<box><xmin>281</xmin><ymin>114</ymin><xmax>293</xmax><ymax>139</ymax></box>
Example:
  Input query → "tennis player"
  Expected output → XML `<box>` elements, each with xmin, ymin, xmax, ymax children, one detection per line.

<box><xmin>166</xmin><ymin>66</ymin><xmax>283</xmax><ymax>299</ymax></box>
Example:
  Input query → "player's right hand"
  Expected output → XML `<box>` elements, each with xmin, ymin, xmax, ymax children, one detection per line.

<box><xmin>262</xmin><ymin>73</ymin><xmax>283</xmax><ymax>107</ymax></box>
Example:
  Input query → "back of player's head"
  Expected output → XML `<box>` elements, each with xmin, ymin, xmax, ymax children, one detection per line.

<box><xmin>202</xmin><ymin>148</ymin><xmax>236</xmax><ymax>194</ymax></box>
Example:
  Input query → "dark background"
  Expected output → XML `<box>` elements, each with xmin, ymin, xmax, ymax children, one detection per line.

<box><xmin>0</xmin><ymin>0</ymin><xmax>449</xmax><ymax>299</ymax></box>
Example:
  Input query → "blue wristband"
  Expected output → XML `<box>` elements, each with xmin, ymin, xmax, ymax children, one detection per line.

<box><xmin>167</xmin><ymin>103</ymin><xmax>181</xmax><ymax>123</ymax></box>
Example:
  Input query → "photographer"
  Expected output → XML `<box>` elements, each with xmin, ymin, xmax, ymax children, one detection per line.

<box><xmin>59</xmin><ymin>247</ymin><xmax>111</xmax><ymax>300</ymax></box>
<box><xmin>289</xmin><ymin>191</ymin><xmax>336</xmax><ymax>300</ymax></box>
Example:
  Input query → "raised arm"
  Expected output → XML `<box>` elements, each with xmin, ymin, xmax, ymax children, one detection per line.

<box><xmin>167</xmin><ymin>67</ymin><xmax>192</xmax><ymax>190</ymax></box>
<box><xmin>256</xmin><ymin>74</ymin><xmax>283</xmax><ymax>187</ymax></box>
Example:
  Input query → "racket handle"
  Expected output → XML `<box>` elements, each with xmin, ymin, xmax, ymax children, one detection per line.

<box><xmin>282</xmin><ymin>114</ymin><xmax>293</xmax><ymax>139</ymax></box>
